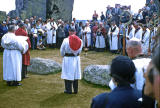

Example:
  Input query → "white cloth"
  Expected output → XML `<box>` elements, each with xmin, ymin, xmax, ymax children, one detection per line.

<box><xmin>126</xmin><ymin>26</ymin><xmax>135</xmax><ymax>40</ymax></box>
<box><xmin>1</xmin><ymin>32</ymin><xmax>29</xmax><ymax>81</ymax></box>
<box><xmin>95</xmin><ymin>34</ymin><xmax>106</xmax><ymax>48</ymax></box>
<box><xmin>134</xmin><ymin>28</ymin><xmax>143</xmax><ymax>41</ymax></box>
<box><xmin>46</xmin><ymin>22</ymin><xmax>56</xmax><ymax>44</ymax></box>
<box><xmin>109</xmin><ymin>58</ymin><xmax>151</xmax><ymax>91</ymax></box>
<box><xmin>50</xmin><ymin>21</ymin><xmax>58</xmax><ymax>44</ymax></box>
<box><xmin>108</xmin><ymin>26</ymin><xmax>119</xmax><ymax>50</ymax></box>
<box><xmin>126</xmin><ymin>26</ymin><xmax>135</xmax><ymax>44</ymax></box>
<box><xmin>84</xmin><ymin>26</ymin><xmax>91</xmax><ymax>47</ymax></box>
<box><xmin>142</xmin><ymin>28</ymin><xmax>150</xmax><ymax>55</ymax></box>
<box><xmin>60</xmin><ymin>38</ymin><xmax>83</xmax><ymax>80</ymax></box>
<box><xmin>133</xmin><ymin>58</ymin><xmax>151</xmax><ymax>91</ymax></box>
<box><xmin>81</xmin><ymin>29</ymin><xmax>87</xmax><ymax>47</ymax></box>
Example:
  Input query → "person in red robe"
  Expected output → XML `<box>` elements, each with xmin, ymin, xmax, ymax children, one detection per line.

<box><xmin>15</xmin><ymin>23</ymin><xmax>31</xmax><ymax>79</ymax></box>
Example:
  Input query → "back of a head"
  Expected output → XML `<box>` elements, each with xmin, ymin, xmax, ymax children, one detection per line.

<box><xmin>127</xmin><ymin>38</ymin><xmax>142</xmax><ymax>48</ymax></box>
<box><xmin>127</xmin><ymin>38</ymin><xmax>142</xmax><ymax>58</ymax></box>
<box><xmin>110</xmin><ymin>56</ymin><xmax>136</xmax><ymax>85</ymax></box>
<box><xmin>8</xmin><ymin>25</ymin><xmax>16</xmax><ymax>32</ymax></box>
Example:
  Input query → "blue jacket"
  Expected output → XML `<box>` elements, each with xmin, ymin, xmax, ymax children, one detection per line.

<box><xmin>0</xmin><ymin>24</ymin><xmax>8</xmax><ymax>37</ymax></box>
<box><xmin>91</xmin><ymin>86</ymin><xmax>142</xmax><ymax>108</ymax></box>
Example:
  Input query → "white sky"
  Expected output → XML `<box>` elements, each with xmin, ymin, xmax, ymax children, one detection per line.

<box><xmin>0</xmin><ymin>0</ymin><xmax>15</xmax><ymax>14</ymax></box>
<box><xmin>0</xmin><ymin>0</ymin><xmax>146</xmax><ymax>20</ymax></box>
<box><xmin>72</xmin><ymin>0</ymin><xmax>146</xmax><ymax>20</ymax></box>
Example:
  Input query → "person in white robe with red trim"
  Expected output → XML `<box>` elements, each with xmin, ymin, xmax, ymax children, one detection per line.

<box><xmin>60</xmin><ymin>28</ymin><xmax>83</xmax><ymax>94</ymax></box>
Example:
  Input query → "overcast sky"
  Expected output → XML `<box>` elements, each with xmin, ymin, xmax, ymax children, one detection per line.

<box><xmin>72</xmin><ymin>0</ymin><xmax>146</xmax><ymax>20</ymax></box>
<box><xmin>0</xmin><ymin>0</ymin><xmax>146</xmax><ymax>20</ymax></box>
<box><xmin>0</xmin><ymin>0</ymin><xmax>15</xmax><ymax>14</ymax></box>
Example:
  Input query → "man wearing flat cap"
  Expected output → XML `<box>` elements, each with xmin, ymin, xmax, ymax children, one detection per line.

<box><xmin>91</xmin><ymin>56</ymin><xmax>142</xmax><ymax>108</ymax></box>
<box><xmin>60</xmin><ymin>28</ymin><xmax>83</xmax><ymax>94</ymax></box>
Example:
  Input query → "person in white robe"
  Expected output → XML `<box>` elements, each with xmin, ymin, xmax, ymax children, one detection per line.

<box><xmin>109</xmin><ymin>38</ymin><xmax>151</xmax><ymax>91</ymax></box>
<box><xmin>126</xmin><ymin>24</ymin><xmax>135</xmax><ymax>42</ymax></box>
<box><xmin>60</xmin><ymin>28</ymin><xmax>83</xmax><ymax>94</ymax></box>
<box><xmin>1</xmin><ymin>25</ymin><xmax>28</xmax><ymax>86</ymax></box>
<box><xmin>46</xmin><ymin>19</ymin><xmax>56</xmax><ymax>46</ymax></box>
<box><xmin>134</xmin><ymin>22</ymin><xmax>143</xmax><ymax>40</ymax></box>
<box><xmin>50</xmin><ymin>18</ymin><xmax>58</xmax><ymax>44</ymax></box>
<box><xmin>95</xmin><ymin>23</ymin><xmax>106</xmax><ymax>51</ymax></box>
<box><xmin>141</xmin><ymin>26</ymin><xmax>150</xmax><ymax>55</ymax></box>
<box><xmin>108</xmin><ymin>20</ymin><xmax>119</xmax><ymax>53</ymax></box>
<box><xmin>84</xmin><ymin>22</ymin><xmax>91</xmax><ymax>47</ymax></box>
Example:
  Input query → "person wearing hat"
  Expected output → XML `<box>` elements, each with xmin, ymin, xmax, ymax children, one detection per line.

<box><xmin>91</xmin><ymin>56</ymin><xmax>142</xmax><ymax>108</ymax></box>
<box><xmin>60</xmin><ymin>28</ymin><xmax>83</xmax><ymax>94</ymax></box>
<box><xmin>108</xmin><ymin>20</ymin><xmax>119</xmax><ymax>53</ymax></box>
<box><xmin>15</xmin><ymin>23</ymin><xmax>31</xmax><ymax>79</ymax></box>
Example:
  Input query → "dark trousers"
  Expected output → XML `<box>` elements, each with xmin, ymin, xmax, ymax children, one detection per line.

<box><xmin>22</xmin><ymin>64</ymin><xmax>27</xmax><ymax>79</ymax></box>
<box><xmin>64</xmin><ymin>80</ymin><xmax>78</xmax><ymax>94</ymax></box>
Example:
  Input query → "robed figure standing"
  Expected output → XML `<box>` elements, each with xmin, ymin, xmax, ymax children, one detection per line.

<box><xmin>15</xmin><ymin>23</ymin><xmax>31</xmax><ymax>79</ymax></box>
<box><xmin>60</xmin><ymin>28</ymin><xmax>83</xmax><ymax>94</ymax></box>
<box><xmin>1</xmin><ymin>25</ymin><xmax>28</xmax><ymax>86</ymax></box>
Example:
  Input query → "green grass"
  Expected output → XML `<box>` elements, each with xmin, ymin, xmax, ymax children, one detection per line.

<box><xmin>0</xmin><ymin>48</ymin><xmax>117</xmax><ymax>108</ymax></box>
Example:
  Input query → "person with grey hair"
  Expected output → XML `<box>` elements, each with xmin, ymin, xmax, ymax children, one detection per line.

<box><xmin>109</xmin><ymin>38</ymin><xmax>151</xmax><ymax>91</ymax></box>
<box><xmin>1</xmin><ymin>24</ymin><xmax>29</xmax><ymax>86</ymax></box>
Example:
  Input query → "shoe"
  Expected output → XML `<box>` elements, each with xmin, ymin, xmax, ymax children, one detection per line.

<box><xmin>64</xmin><ymin>90</ymin><xmax>72</xmax><ymax>94</ymax></box>
<box><xmin>13</xmin><ymin>82</ymin><xmax>22</xmax><ymax>86</ymax></box>
<box><xmin>7</xmin><ymin>81</ymin><xmax>13</xmax><ymax>86</ymax></box>
<box><xmin>73</xmin><ymin>92</ymin><xmax>78</xmax><ymax>94</ymax></box>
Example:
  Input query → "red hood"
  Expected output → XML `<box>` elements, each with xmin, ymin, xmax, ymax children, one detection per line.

<box><xmin>69</xmin><ymin>35</ymin><xmax>81</xmax><ymax>51</ymax></box>
<box><xmin>15</xmin><ymin>28</ymin><xmax>28</xmax><ymax>36</ymax></box>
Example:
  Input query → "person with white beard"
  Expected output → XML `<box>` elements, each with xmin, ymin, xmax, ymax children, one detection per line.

<box><xmin>1</xmin><ymin>25</ymin><xmax>28</xmax><ymax>86</ymax></box>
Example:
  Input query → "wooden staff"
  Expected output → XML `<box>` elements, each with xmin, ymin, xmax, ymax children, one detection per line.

<box><xmin>122</xmin><ymin>27</ymin><xmax>126</xmax><ymax>56</ymax></box>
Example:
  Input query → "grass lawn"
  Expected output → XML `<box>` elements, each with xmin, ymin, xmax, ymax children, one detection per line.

<box><xmin>0</xmin><ymin>48</ymin><xmax>116</xmax><ymax>108</ymax></box>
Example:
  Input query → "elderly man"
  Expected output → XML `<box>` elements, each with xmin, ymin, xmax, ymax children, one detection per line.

<box><xmin>60</xmin><ymin>28</ymin><xmax>83</xmax><ymax>94</ymax></box>
<box><xmin>109</xmin><ymin>38</ymin><xmax>151</xmax><ymax>91</ymax></box>
<box><xmin>91</xmin><ymin>56</ymin><xmax>142</xmax><ymax>108</ymax></box>
<box><xmin>1</xmin><ymin>25</ymin><xmax>28</xmax><ymax>86</ymax></box>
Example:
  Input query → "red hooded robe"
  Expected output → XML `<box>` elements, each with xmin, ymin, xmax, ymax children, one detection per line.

<box><xmin>15</xmin><ymin>28</ymin><xmax>31</xmax><ymax>65</ymax></box>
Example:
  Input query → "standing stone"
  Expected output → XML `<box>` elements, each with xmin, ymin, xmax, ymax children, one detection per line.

<box><xmin>46</xmin><ymin>0</ymin><xmax>74</xmax><ymax>21</ymax></box>
<box><xmin>28</xmin><ymin>58</ymin><xmax>62</xmax><ymax>75</ymax></box>
<box><xmin>83</xmin><ymin>65</ymin><xmax>111</xmax><ymax>86</ymax></box>
<box><xmin>8</xmin><ymin>0</ymin><xmax>74</xmax><ymax>21</ymax></box>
